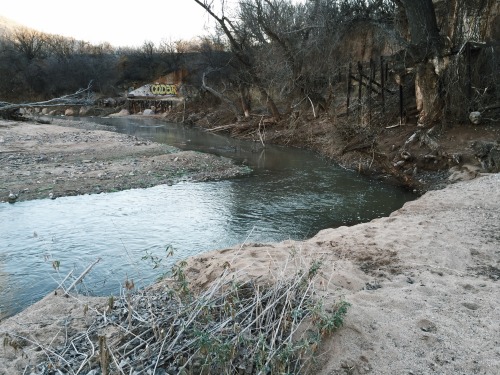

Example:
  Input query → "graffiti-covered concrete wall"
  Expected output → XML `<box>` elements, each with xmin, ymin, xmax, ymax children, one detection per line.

<box><xmin>127</xmin><ymin>83</ymin><xmax>178</xmax><ymax>100</ymax></box>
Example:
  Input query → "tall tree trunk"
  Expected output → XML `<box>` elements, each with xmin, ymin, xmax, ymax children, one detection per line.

<box><xmin>415</xmin><ymin>61</ymin><xmax>442</xmax><ymax>124</ymax></box>
<box><xmin>239</xmin><ymin>85</ymin><xmax>251</xmax><ymax>118</ymax></box>
<box><xmin>399</xmin><ymin>0</ymin><xmax>440</xmax><ymax>53</ymax></box>
<box><xmin>398</xmin><ymin>0</ymin><xmax>445</xmax><ymax>125</ymax></box>
<box><xmin>257</xmin><ymin>85</ymin><xmax>281</xmax><ymax>120</ymax></box>
<box><xmin>202</xmin><ymin>71</ymin><xmax>240</xmax><ymax>116</ymax></box>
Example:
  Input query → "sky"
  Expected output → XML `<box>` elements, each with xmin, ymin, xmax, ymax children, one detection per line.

<box><xmin>0</xmin><ymin>0</ymin><xmax>219</xmax><ymax>48</ymax></box>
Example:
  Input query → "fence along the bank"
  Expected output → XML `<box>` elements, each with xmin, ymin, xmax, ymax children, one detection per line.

<box><xmin>343</xmin><ymin>57</ymin><xmax>403</xmax><ymax>126</ymax></box>
<box><xmin>341</xmin><ymin>41</ymin><xmax>498</xmax><ymax>127</ymax></box>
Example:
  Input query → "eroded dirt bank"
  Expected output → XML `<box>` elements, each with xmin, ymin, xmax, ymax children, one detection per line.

<box><xmin>164</xmin><ymin>105</ymin><xmax>500</xmax><ymax>193</ymax></box>
<box><xmin>1</xmin><ymin>173</ymin><xmax>498</xmax><ymax>374</ymax></box>
<box><xmin>0</xmin><ymin>118</ymin><xmax>250</xmax><ymax>203</ymax></box>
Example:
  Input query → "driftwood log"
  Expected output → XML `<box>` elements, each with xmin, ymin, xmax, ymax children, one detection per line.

<box><xmin>0</xmin><ymin>82</ymin><xmax>94</xmax><ymax>120</ymax></box>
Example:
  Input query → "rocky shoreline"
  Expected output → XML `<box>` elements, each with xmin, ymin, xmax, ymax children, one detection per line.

<box><xmin>0</xmin><ymin>117</ymin><xmax>250</xmax><ymax>203</ymax></box>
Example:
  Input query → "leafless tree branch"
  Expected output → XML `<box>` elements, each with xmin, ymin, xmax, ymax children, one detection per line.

<box><xmin>0</xmin><ymin>81</ymin><xmax>94</xmax><ymax>119</ymax></box>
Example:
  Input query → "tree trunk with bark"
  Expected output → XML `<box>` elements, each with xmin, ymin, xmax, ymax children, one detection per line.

<box><xmin>201</xmin><ymin>71</ymin><xmax>240</xmax><ymax>116</ymax></box>
<box><xmin>399</xmin><ymin>0</ymin><xmax>441</xmax><ymax>53</ymax></box>
<box><xmin>398</xmin><ymin>0</ymin><xmax>446</xmax><ymax>125</ymax></box>
<box><xmin>239</xmin><ymin>85</ymin><xmax>251</xmax><ymax>118</ymax></box>
<box><xmin>415</xmin><ymin>61</ymin><xmax>442</xmax><ymax>124</ymax></box>
<box><xmin>398</xmin><ymin>0</ymin><xmax>499</xmax><ymax>124</ymax></box>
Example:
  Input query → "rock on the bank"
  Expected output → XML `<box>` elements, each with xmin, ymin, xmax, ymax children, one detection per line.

<box><xmin>109</xmin><ymin>109</ymin><xmax>130</xmax><ymax>117</ymax></box>
<box><xmin>79</xmin><ymin>106</ymin><xmax>91</xmax><ymax>116</ymax></box>
<box><xmin>469</xmin><ymin>111</ymin><xmax>481</xmax><ymax>125</ymax></box>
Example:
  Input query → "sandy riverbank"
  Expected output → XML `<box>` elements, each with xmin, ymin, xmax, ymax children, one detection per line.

<box><xmin>183</xmin><ymin>172</ymin><xmax>500</xmax><ymax>374</ymax></box>
<box><xmin>0</xmin><ymin>118</ymin><xmax>250</xmax><ymax>202</ymax></box>
<box><xmin>0</xmin><ymin>171</ymin><xmax>498</xmax><ymax>374</ymax></box>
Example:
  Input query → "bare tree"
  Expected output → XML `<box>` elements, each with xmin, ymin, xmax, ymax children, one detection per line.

<box><xmin>10</xmin><ymin>27</ymin><xmax>47</xmax><ymax>61</ymax></box>
<box><xmin>193</xmin><ymin>0</ymin><xmax>281</xmax><ymax>119</ymax></box>
<box><xmin>239</xmin><ymin>0</ymin><xmax>311</xmax><ymax>110</ymax></box>
<box><xmin>45</xmin><ymin>34</ymin><xmax>77</xmax><ymax>60</ymax></box>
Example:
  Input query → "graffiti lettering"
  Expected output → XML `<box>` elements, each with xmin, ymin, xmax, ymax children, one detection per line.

<box><xmin>150</xmin><ymin>84</ymin><xmax>177</xmax><ymax>96</ymax></box>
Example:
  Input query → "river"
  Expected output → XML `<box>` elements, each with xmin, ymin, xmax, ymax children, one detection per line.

<box><xmin>0</xmin><ymin>117</ymin><xmax>416</xmax><ymax>320</ymax></box>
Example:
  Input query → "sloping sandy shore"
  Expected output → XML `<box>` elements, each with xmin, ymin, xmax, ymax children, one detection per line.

<box><xmin>183</xmin><ymin>173</ymin><xmax>499</xmax><ymax>374</ymax></box>
<box><xmin>1</xmin><ymin>173</ymin><xmax>498</xmax><ymax>373</ymax></box>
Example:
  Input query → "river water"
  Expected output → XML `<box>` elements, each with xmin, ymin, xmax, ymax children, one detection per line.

<box><xmin>0</xmin><ymin>117</ymin><xmax>416</xmax><ymax>319</ymax></box>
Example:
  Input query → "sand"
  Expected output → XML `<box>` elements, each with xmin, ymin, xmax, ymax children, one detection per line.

<box><xmin>181</xmin><ymin>173</ymin><xmax>499</xmax><ymax>374</ymax></box>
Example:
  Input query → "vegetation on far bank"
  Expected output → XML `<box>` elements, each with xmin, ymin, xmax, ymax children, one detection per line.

<box><xmin>0</xmin><ymin>0</ymin><xmax>497</xmax><ymax>124</ymax></box>
<box><xmin>1</xmin><ymin>1</ymin><xmax>498</xmax><ymax>191</ymax></box>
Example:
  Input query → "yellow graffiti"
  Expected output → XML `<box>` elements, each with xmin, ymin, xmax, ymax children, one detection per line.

<box><xmin>150</xmin><ymin>84</ymin><xmax>177</xmax><ymax>96</ymax></box>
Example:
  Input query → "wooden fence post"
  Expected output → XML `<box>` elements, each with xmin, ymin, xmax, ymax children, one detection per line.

<box><xmin>399</xmin><ymin>83</ymin><xmax>404</xmax><ymax>125</ymax></box>
<box><xmin>347</xmin><ymin>63</ymin><xmax>352</xmax><ymax>116</ymax></box>
<box><xmin>380</xmin><ymin>56</ymin><xmax>385</xmax><ymax>113</ymax></box>
<box><xmin>368</xmin><ymin>59</ymin><xmax>374</xmax><ymax>125</ymax></box>
<box><xmin>357</xmin><ymin>61</ymin><xmax>363</xmax><ymax>115</ymax></box>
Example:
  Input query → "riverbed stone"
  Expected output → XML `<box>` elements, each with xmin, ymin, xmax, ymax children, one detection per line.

<box><xmin>79</xmin><ymin>106</ymin><xmax>91</xmax><ymax>116</ymax></box>
<box><xmin>109</xmin><ymin>108</ymin><xmax>130</xmax><ymax>117</ymax></box>
<box><xmin>469</xmin><ymin>111</ymin><xmax>481</xmax><ymax>125</ymax></box>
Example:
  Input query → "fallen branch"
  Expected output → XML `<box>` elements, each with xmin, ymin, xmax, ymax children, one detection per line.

<box><xmin>54</xmin><ymin>269</ymin><xmax>74</xmax><ymax>293</ymax></box>
<box><xmin>202</xmin><ymin>70</ymin><xmax>240</xmax><ymax>116</ymax></box>
<box><xmin>205</xmin><ymin>123</ymin><xmax>236</xmax><ymax>133</ymax></box>
<box><xmin>64</xmin><ymin>257</ymin><xmax>101</xmax><ymax>296</ymax></box>
<box><xmin>0</xmin><ymin>82</ymin><xmax>94</xmax><ymax>119</ymax></box>
<box><xmin>307</xmin><ymin>95</ymin><xmax>317</xmax><ymax>118</ymax></box>
<box><xmin>386</xmin><ymin>123</ymin><xmax>402</xmax><ymax>129</ymax></box>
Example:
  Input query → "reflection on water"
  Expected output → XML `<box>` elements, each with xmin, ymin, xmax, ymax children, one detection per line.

<box><xmin>0</xmin><ymin>118</ymin><xmax>416</xmax><ymax>319</ymax></box>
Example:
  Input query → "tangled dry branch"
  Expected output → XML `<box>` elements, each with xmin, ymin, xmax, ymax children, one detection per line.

<box><xmin>13</xmin><ymin>260</ymin><xmax>349</xmax><ymax>375</ymax></box>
